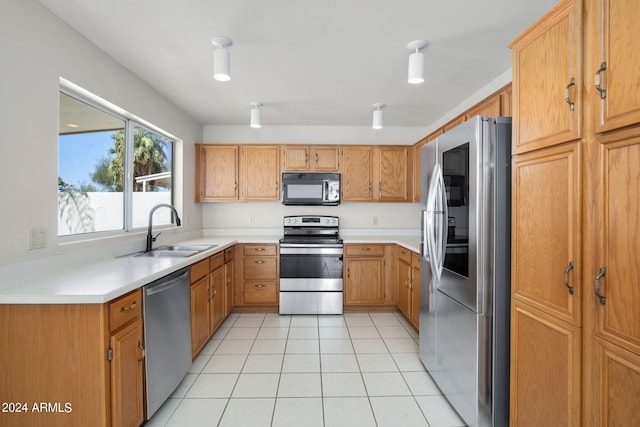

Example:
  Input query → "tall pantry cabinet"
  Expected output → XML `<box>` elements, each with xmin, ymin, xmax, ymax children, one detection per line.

<box><xmin>510</xmin><ymin>0</ymin><xmax>640</xmax><ymax>425</ymax></box>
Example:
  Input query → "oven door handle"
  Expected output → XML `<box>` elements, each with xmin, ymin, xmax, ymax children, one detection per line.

<box><xmin>280</xmin><ymin>246</ymin><xmax>344</xmax><ymax>255</ymax></box>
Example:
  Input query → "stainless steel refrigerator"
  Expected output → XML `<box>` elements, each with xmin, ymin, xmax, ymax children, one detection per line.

<box><xmin>419</xmin><ymin>116</ymin><xmax>511</xmax><ymax>427</ymax></box>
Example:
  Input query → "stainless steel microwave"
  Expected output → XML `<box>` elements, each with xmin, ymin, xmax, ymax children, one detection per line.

<box><xmin>282</xmin><ymin>173</ymin><xmax>340</xmax><ymax>205</ymax></box>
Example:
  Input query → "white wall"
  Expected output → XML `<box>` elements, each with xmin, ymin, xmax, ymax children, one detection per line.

<box><xmin>0</xmin><ymin>0</ymin><xmax>203</xmax><ymax>265</ymax></box>
<box><xmin>202</xmin><ymin>202</ymin><xmax>419</xmax><ymax>233</ymax></box>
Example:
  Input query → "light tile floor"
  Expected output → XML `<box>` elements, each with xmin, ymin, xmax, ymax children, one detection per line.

<box><xmin>145</xmin><ymin>312</ymin><xmax>466</xmax><ymax>427</ymax></box>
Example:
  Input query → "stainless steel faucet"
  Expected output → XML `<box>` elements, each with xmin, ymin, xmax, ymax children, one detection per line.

<box><xmin>146</xmin><ymin>204</ymin><xmax>182</xmax><ymax>252</ymax></box>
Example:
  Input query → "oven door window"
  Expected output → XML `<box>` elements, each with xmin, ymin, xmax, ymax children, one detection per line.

<box><xmin>280</xmin><ymin>254</ymin><xmax>343</xmax><ymax>279</ymax></box>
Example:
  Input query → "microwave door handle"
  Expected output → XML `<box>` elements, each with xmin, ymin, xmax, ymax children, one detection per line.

<box><xmin>323</xmin><ymin>180</ymin><xmax>329</xmax><ymax>201</ymax></box>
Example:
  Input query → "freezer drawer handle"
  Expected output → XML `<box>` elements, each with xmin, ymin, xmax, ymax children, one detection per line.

<box><xmin>594</xmin><ymin>267</ymin><xmax>606</xmax><ymax>304</ymax></box>
<box><xmin>563</xmin><ymin>261</ymin><xmax>574</xmax><ymax>294</ymax></box>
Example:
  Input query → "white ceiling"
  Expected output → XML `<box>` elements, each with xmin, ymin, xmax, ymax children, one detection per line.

<box><xmin>39</xmin><ymin>0</ymin><xmax>555</xmax><ymax>128</ymax></box>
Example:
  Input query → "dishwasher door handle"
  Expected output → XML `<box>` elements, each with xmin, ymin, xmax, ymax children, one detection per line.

<box><xmin>145</xmin><ymin>270</ymin><xmax>189</xmax><ymax>296</ymax></box>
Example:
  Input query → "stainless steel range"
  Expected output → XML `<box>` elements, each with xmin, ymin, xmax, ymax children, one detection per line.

<box><xmin>279</xmin><ymin>215</ymin><xmax>344</xmax><ymax>314</ymax></box>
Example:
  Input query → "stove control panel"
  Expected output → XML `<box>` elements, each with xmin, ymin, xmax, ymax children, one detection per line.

<box><xmin>284</xmin><ymin>215</ymin><xmax>339</xmax><ymax>227</ymax></box>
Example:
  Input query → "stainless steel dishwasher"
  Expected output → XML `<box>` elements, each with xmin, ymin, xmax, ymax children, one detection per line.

<box><xmin>143</xmin><ymin>267</ymin><xmax>192</xmax><ymax>419</ymax></box>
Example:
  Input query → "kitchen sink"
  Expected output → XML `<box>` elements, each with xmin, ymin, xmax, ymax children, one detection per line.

<box><xmin>133</xmin><ymin>244</ymin><xmax>217</xmax><ymax>258</ymax></box>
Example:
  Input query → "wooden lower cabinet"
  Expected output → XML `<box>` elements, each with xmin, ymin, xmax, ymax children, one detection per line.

<box><xmin>0</xmin><ymin>289</ymin><xmax>144</xmax><ymax>427</ymax></box>
<box><xmin>344</xmin><ymin>244</ymin><xmax>385</xmax><ymax>305</ymax></box>
<box><xmin>395</xmin><ymin>247</ymin><xmax>420</xmax><ymax>330</ymax></box>
<box><xmin>109</xmin><ymin>317</ymin><xmax>144</xmax><ymax>427</ymax></box>
<box><xmin>190</xmin><ymin>248</ymin><xmax>234</xmax><ymax>359</ymax></box>
<box><xmin>236</xmin><ymin>244</ymin><xmax>278</xmax><ymax>307</ymax></box>
<box><xmin>410</xmin><ymin>252</ymin><xmax>420</xmax><ymax>329</ymax></box>
<box><xmin>510</xmin><ymin>300</ymin><xmax>582</xmax><ymax>427</ymax></box>
<box><xmin>190</xmin><ymin>275</ymin><xmax>211</xmax><ymax>357</ymax></box>
<box><xmin>588</xmin><ymin>338</ymin><xmax>640</xmax><ymax>426</ymax></box>
<box><xmin>224</xmin><ymin>247</ymin><xmax>235</xmax><ymax>317</ymax></box>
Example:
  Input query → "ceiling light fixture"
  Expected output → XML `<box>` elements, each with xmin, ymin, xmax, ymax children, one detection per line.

<box><xmin>407</xmin><ymin>40</ymin><xmax>427</xmax><ymax>84</ymax></box>
<box><xmin>211</xmin><ymin>36</ymin><xmax>233</xmax><ymax>82</ymax></box>
<box><xmin>250</xmin><ymin>102</ymin><xmax>263</xmax><ymax>128</ymax></box>
<box><xmin>372</xmin><ymin>103</ymin><xmax>384</xmax><ymax>129</ymax></box>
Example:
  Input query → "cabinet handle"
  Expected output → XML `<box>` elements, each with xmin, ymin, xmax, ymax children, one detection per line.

<box><xmin>595</xmin><ymin>62</ymin><xmax>607</xmax><ymax>99</ymax></box>
<box><xmin>563</xmin><ymin>261</ymin><xmax>575</xmax><ymax>294</ymax></box>
<box><xmin>254</xmin><ymin>248</ymin><xmax>266</xmax><ymax>252</ymax></box>
<box><xmin>594</xmin><ymin>267</ymin><xmax>606</xmax><ymax>304</ymax></box>
<box><xmin>138</xmin><ymin>342</ymin><xmax>145</xmax><ymax>363</ymax></box>
<box><xmin>347</xmin><ymin>268</ymin><xmax>350</xmax><ymax>279</ymax></box>
<box><xmin>254</xmin><ymin>284</ymin><xmax>266</xmax><ymax>288</ymax></box>
<box><xmin>119</xmin><ymin>301</ymin><xmax>136</xmax><ymax>312</ymax></box>
<box><xmin>255</xmin><ymin>260</ymin><xmax>265</xmax><ymax>264</ymax></box>
<box><xmin>564</xmin><ymin>78</ymin><xmax>575</xmax><ymax>111</ymax></box>
<box><xmin>361</xmin><ymin>247</ymin><xmax>371</xmax><ymax>251</ymax></box>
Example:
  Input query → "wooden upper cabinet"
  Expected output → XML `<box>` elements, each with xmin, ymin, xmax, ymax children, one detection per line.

<box><xmin>375</xmin><ymin>146</ymin><xmax>412</xmax><ymax>201</ymax></box>
<box><xmin>465</xmin><ymin>92</ymin><xmax>502</xmax><ymax>120</ymax></box>
<box><xmin>240</xmin><ymin>145</ymin><xmax>280</xmax><ymax>200</ymax></box>
<box><xmin>510</xmin><ymin>0</ymin><xmax>581</xmax><ymax>154</ymax></box>
<box><xmin>195</xmin><ymin>145</ymin><xmax>239</xmax><ymax>201</ymax></box>
<box><xmin>591</xmin><ymin>0</ymin><xmax>640</xmax><ymax>133</ymax></box>
<box><xmin>593</xmin><ymin>135</ymin><xmax>640</xmax><ymax>355</ymax></box>
<box><xmin>311</xmin><ymin>146</ymin><xmax>340</xmax><ymax>171</ymax></box>
<box><xmin>281</xmin><ymin>145</ymin><xmax>310</xmax><ymax>171</ymax></box>
<box><xmin>341</xmin><ymin>146</ymin><xmax>373</xmax><ymax>201</ymax></box>
<box><xmin>281</xmin><ymin>145</ymin><xmax>340</xmax><ymax>172</ymax></box>
<box><xmin>443</xmin><ymin>115</ymin><xmax>465</xmax><ymax>133</ymax></box>
<box><xmin>511</xmin><ymin>142</ymin><xmax>582</xmax><ymax>326</ymax></box>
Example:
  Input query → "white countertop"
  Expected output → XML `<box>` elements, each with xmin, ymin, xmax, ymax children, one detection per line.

<box><xmin>0</xmin><ymin>234</ymin><xmax>420</xmax><ymax>305</ymax></box>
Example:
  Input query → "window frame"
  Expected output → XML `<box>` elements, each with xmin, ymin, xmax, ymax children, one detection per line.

<box><xmin>58</xmin><ymin>79</ymin><xmax>179</xmax><ymax>241</ymax></box>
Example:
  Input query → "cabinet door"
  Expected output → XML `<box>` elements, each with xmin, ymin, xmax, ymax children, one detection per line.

<box><xmin>512</xmin><ymin>143</ymin><xmax>581</xmax><ymax>326</ymax></box>
<box><xmin>410</xmin><ymin>253</ymin><xmax>421</xmax><ymax>329</ymax></box>
<box><xmin>591</xmin><ymin>0</ymin><xmax>640</xmax><ymax>133</ymax></box>
<box><xmin>240</xmin><ymin>145</ymin><xmax>280</xmax><ymax>200</ymax></box>
<box><xmin>376</xmin><ymin>146</ymin><xmax>411</xmax><ymax>201</ymax></box>
<box><xmin>464</xmin><ymin>92</ymin><xmax>501</xmax><ymax>120</ymax></box>
<box><xmin>225</xmin><ymin>259</ymin><xmax>235</xmax><ymax>317</ymax></box>
<box><xmin>196</xmin><ymin>145</ymin><xmax>238</xmax><ymax>201</ymax></box>
<box><xmin>190</xmin><ymin>276</ymin><xmax>210</xmax><ymax>357</ymax></box>
<box><xmin>341</xmin><ymin>146</ymin><xmax>373</xmax><ymax>201</ymax></box>
<box><xmin>311</xmin><ymin>146</ymin><xmax>340</xmax><ymax>171</ymax></box>
<box><xmin>396</xmin><ymin>258</ymin><xmax>411</xmax><ymax>319</ymax></box>
<box><xmin>510</xmin><ymin>0</ymin><xmax>581</xmax><ymax>153</ymax></box>
<box><xmin>210</xmin><ymin>267</ymin><xmax>225</xmax><ymax>332</ymax></box>
<box><xmin>510</xmin><ymin>300</ymin><xmax>582</xmax><ymax>427</ymax></box>
<box><xmin>593</xmin><ymin>136</ymin><xmax>640</xmax><ymax>355</ymax></box>
<box><xmin>110</xmin><ymin>319</ymin><xmax>144</xmax><ymax>427</ymax></box>
<box><xmin>589</xmin><ymin>337</ymin><xmax>640</xmax><ymax>426</ymax></box>
<box><xmin>282</xmin><ymin>145</ymin><xmax>309</xmax><ymax>171</ymax></box>
<box><xmin>344</xmin><ymin>258</ymin><xmax>384</xmax><ymax>304</ymax></box>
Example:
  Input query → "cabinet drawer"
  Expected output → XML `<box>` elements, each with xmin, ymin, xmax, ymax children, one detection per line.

<box><xmin>411</xmin><ymin>251</ymin><xmax>421</xmax><ymax>269</ymax></box>
<box><xmin>209</xmin><ymin>252</ymin><xmax>224</xmax><ymax>271</ymax></box>
<box><xmin>243</xmin><ymin>281</ymin><xmax>277</xmax><ymax>304</ymax></box>
<box><xmin>345</xmin><ymin>244</ymin><xmax>385</xmax><ymax>257</ymax></box>
<box><xmin>191</xmin><ymin>258</ymin><xmax>209</xmax><ymax>283</ymax></box>
<box><xmin>243</xmin><ymin>257</ymin><xmax>277</xmax><ymax>280</ymax></box>
<box><xmin>243</xmin><ymin>244</ymin><xmax>277</xmax><ymax>256</ymax></box>
<box><xmin>224</xmin><ymin>246</ymin><xmax>234</xmax><ymax>262</ymax></box>
<box><xmin>109</xmin><ymin>289</ymin><xmax>142</xmax><ymax>332</ymax></box>
<box><xmin>396</xmin><ymin>246</ymin><xmax>411</xmax><ymax>263</ymax></box>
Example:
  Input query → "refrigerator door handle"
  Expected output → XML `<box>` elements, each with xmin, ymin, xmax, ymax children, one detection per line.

<box><xmin>426</xmin><ymin>164</ymin><xmax>447</xmax><ymax>282</ymax></box>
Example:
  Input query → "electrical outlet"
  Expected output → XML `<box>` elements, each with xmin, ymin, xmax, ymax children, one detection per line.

<box><xmin>249</xmin><ymin>215</ymin><xmax>256</xmax><ymax>225</ymax></box>
<box><xmin>372</xmin><ymin>216</ymin><xmax>379</xmax><ymax>226</ymax></box>
<box><xmin>29</xmin><ymin>227</ymin><xmax>47</xmax><ymax>250</ymax></box>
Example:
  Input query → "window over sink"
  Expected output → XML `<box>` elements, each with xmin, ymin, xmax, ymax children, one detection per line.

<box><xmin>58</xmin><ymin>80</ymin><xmax>176</xmax><ymax>238</ymax></box>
